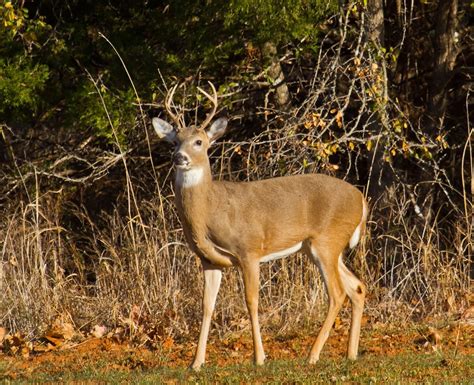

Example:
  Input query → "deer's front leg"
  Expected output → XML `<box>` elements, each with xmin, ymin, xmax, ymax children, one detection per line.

<box><xmin>191</xmin><ymin>261</ymin><xmax>222</xmax><ymax>371</ymax></box>
<box><xmin>241</xmin><ymin>260</ymin><xmax>265</xmax><ymax>366</ymax></box>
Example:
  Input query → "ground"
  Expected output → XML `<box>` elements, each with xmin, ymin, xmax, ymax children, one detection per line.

<box><xmin>0</xmin><ymin>321</ymin><xmax>473</xmax><ymax>383</ymax></box>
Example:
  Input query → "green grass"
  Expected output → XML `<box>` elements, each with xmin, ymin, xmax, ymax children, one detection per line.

<box><xmin>4</xmin><ymin>352</ymin><xmax>473</xmax><ymax>384</ymax></box>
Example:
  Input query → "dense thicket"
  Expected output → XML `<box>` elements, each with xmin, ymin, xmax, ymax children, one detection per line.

<box><xmin>0</xmin><ymin>1</ymin><xmax>472</xmax><ymax>337</ymax></box>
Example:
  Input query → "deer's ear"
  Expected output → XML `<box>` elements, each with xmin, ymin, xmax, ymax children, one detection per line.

<box><xmin>206</xmin><ymin>118</ymin><xmax>228</xmax><ymax>144</ymax></box>
<box><xmin>152</xmin><ymin>117</ymin><xmax>176</xmax><ymax>143</ymax></box>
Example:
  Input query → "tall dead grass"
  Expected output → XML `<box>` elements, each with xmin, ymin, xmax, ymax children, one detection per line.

<box><xmin>0</xmin><ymin>125</ymin><xmax>471</xmax><ymax>341</ymax></box>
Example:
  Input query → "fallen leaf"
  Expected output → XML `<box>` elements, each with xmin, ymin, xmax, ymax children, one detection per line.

<box><xmin>44</xmin><ymin>334</ymin><xmax>64</xmax><ymax>347</ymax></box>
<box><xmin>414</xmin><ymin>327</ymin><xmax>442</xmax><ymax>348</ymax></box>
<box><xmin>162</xmin><ymin>336</ymin><xmax>174</xmax><ymax>350</ymax></box>
<box><xmin>460</xmin><ymin>306</ymin><xmax>474</xmax><ymax>325</ymax></box>
<box><xmin>427</xmin><ymin>327</ymin><xmax>442</xmax><ymax>345</ymax></box>
<box><xmin>33</xmin><ymin>343</ymin><xmax>55</xmax><ymax>353</ymax></box>
<box><xmin>109</xmin><ymin>327</ymin><xmax>125</xmax><ymax>343</ymax></box>
<box><xmin>361</xmin><ymin>315</ymin><xmax>369</xmax><ymax>327</ymax></box>
<box><xmin>3</xmin><ymin>333</ymin><xmax>29</xmax><ymax>356</ymax></box>
<box><xmin>44</xmin><ymin>319</ymin><xmax>77</xmax><ymax>348</ymax></box>
<box><xmin>0</xmin><ymin>327</ymin><xmax>7</xmax><ymax>345</ymax></box>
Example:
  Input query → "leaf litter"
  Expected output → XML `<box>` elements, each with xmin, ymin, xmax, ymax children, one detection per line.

<box><xmin>0</xmin><ymin>316</ymin><xmax>472</xmax><ymax>381</ymax></box>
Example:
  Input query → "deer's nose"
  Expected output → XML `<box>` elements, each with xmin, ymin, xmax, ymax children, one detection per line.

<box><xmin>173</xmin><ymin>152</ymin><xmax>190</xmax><ymax>167</ymax></box>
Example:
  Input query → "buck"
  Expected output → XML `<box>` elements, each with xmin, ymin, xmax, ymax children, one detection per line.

<box><xmin>153</xmin><ymin>83</ymin><xmax>368</xmax><ymax>370</ymax></box>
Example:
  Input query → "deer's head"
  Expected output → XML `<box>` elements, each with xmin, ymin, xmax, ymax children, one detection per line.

<box><xmin>152</xmin><ymin>82</ymin><xmax>227</xmax><ymax>171</ymax></box>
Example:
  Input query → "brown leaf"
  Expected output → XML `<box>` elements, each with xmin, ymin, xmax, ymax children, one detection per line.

<box><xmin>44</xmin><ymin>334</ymin><xmax>64</xmax><ymax>347</ymax></box>
<box><xmin>333</xmin><ymin>316</ymin><xmax>343</xmax><ymax>330</ymax></box>
<box><xmin>44</xmin><ymin>320</ymin><xmax>76</xmax><ymax>346</ymax></box>
<box><xmin>33</xmin><ymin>343</ymin><xmax>55</xmax><ymax>353</ymax></box>
<box><xmin>460</xmin><ymin>306</ymin><xmax>474</xmax><ymax>325</ymax></box>
<box><xmin>3</xmin><ymin>333</ymin><xmax>27</xmax><ymax>355</ymax></box>
<box><xmin>0</xmin><ymin>327</ymin><xmax>7</xmax><ymax>345</ymax></box>
<box><xmin>6</xmin><ymin>333</ymin><xmax>24</xmax><ymax>347</ymax></box>
<box><xmin>162</xmin><ymin>336</ymin><xmax>174</xmax><ymax>350</ymax></box>
<box><xmin>427</xmin><ymin>327</ymin><xmax>442</xmax><ymax>345</ymax></box>
<box><xmin>360</xmin><ymin>315</ymin><xmax>369</xmax><ymax>327</ymax></box>
<box><xmin>21</xmin><ymin>342</ymin><xmax>32</xmax><ymax>358</ymax></box>
<box><xmin>109</xmin><ymin>327</ymin><xmax>125</xmax><ymax>343</ymax></box>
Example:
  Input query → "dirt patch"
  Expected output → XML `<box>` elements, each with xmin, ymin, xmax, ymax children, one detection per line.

<box><xmin>1</xmin><ymin>322</ymin><xmax>473</xmax><ymax>381</ymax></box>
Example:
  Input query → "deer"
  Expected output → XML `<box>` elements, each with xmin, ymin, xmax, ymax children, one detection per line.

<box><xmin>152</xmin><ymin>82</ymin><xmax>368</xmax><ymax>370</ymax></box>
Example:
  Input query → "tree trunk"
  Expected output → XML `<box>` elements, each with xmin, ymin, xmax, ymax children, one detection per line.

<box><xmin>365</xmin><ymin>0</ymin><xmax>390</xmax><ymax>200</ymax></box>
<box><xmin>427</xmin><ymin>0</ymin><xmax>458</xmax><ymax>131</ymax></box>
<box><xmin>367</xmin><ymin>0</ymin><xmax>385</xmax><ymax>46</ymax></box>
<box><xmin>262</xmin><ymin>41</ymin><xmax>290</xmax><ymax>110</ymax></box>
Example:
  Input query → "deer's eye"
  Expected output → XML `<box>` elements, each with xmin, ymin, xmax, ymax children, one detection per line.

<box><xmin>195</xmin><ymin>140</ymin><xmax>203</xmax><ymax>146</ymax></box>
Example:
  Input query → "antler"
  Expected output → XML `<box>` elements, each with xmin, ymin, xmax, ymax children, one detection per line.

<box><xmin>197</xmin><ymin>81</ymin><xmax>218</xmax><ymax>131</ymax></box>
<box><xmin>165</xmin><ymin>84</ymin><xmax>184</xmax><ymax>131</ymax></box>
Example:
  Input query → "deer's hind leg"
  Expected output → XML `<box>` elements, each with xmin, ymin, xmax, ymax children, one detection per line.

<box><xmin>305</xmin><ymin>239</ymin><xmax>347</xmax><ymax>364</ymax></box>
<box><xmin>338</xmin><ymin>255</ymin><xmax>365</xmax><ymax>360</ymax></box>
<box><xmin>240</xmin><ymin>258</ymin><xmax>265</xmax><ymax>366</ymax></box>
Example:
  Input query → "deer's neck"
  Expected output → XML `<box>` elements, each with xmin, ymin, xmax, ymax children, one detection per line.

<box><xmin>174</xmin><ymin>166</ymin><xmax>213</xmax><ymax>222</ymax></box>
<box><xmin>174</xmin><ymin>165</ymin><xmax>214</xmax><ymax>246</ymax></box>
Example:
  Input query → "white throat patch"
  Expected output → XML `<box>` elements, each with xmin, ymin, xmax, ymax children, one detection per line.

<box><xmin>176</xmin><ymin>168</ymin><xmax>204</xmax><ymax>188</ymax></box>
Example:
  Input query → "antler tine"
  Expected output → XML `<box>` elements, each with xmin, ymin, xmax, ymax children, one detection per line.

<box><xmin>197</xmin><ymin>81</ymin><xmax>218</xmax><ymax>131</ymax></box>
<box><xmin>165</xmin><ymin>84</ymin><xmax>182</xmax><ymax>131</ymax></box>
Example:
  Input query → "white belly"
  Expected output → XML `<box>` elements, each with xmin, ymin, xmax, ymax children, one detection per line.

<box><xmin>260</xmin><ymin>242</ymin><xmax>303</xmax><ymax>263</ymax></box>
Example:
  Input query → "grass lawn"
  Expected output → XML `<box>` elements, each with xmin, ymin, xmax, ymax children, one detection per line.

<box><xmin>2</xmin><ymin>352</ymin><xmax>472</xmax><ymax>384</ymax></box>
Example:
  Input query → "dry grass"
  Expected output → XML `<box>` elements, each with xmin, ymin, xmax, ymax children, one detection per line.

<box><xmin>0</xmin><ymin>126</ymin><xmax>471</xmax><ymax>342</ymax></box>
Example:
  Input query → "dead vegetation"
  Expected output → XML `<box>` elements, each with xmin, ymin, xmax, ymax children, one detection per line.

<box><xmin>0</xmin><ymin>117</ymin><xmax>471</xmax><ymax>347</ymax></box>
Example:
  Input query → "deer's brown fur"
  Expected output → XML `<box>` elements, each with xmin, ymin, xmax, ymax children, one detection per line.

<box><xmin>152</xmin><ymin>83</ymin><xmax>368</xmax><ymax>370</ymax></box>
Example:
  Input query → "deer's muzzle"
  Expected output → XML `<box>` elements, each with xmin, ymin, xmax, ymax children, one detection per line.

<box><xmin>173</xmin><ymin>152</ymin><xmax>190</xmax><ymax>168</ymax></box>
